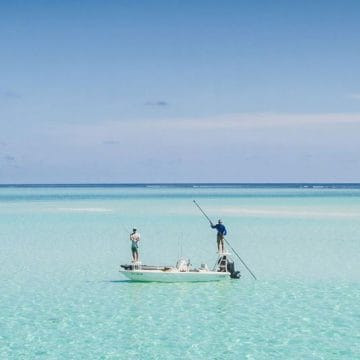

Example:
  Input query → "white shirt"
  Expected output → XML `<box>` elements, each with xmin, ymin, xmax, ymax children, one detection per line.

<box><xmin>130</xmin><ymin>232</ymin><xmax>140</xmax><ymax>247</ymax></box>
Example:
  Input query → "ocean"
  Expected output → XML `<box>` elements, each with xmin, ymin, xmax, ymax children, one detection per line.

<box><xmin>0</xmin><ymin>184</ymin><xmax>359</xmax><ymax>359</ymax></box>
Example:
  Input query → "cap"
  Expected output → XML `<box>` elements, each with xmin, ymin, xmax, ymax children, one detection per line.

<box><xmin>218</xmin><ymin>219</ymin><xmax>222</xmax><ymax>223</ymax></box>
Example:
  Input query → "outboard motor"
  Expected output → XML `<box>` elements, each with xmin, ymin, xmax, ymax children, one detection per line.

<box><xmin>217</xmin><ymin>254</ymin><xmax>241</xmax><ymax>279</ymax></box>
<box><xmin>227</xmin><ymin>258</ymin><xmax>241</xmax><ymax>279</ymax></box>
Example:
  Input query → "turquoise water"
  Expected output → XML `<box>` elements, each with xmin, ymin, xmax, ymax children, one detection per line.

<box><xmin>1</xmin><ymin>185</ymin><xmax>359</xmax><ymax>359</ymax></box>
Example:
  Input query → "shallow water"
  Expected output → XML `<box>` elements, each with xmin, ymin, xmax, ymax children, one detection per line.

<box><xmin>1</xmin><ymin>185</ymin><xmax>359</xmax><ymax>359</ymax></box>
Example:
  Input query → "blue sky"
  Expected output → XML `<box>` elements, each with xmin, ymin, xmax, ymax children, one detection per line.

<box><xmin>1</xmin><ymin>0</ymin><xmax>360</xmax><ymax>183</ymax></box>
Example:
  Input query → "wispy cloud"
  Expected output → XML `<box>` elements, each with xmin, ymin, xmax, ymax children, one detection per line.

<box><xmin>47</xmin><ymin>112</ymin><xmax>360</xmax><ymax>149</ymax></box>
<box><xmin>102</xmin><ymin>140</ymin><xmax>121</xmax><ymax>145</ymax></box>
<box><xmin>145</xmin><ymin>100</ymin><xmax>169</xmax><ymax>106</ymax></box>
<box><xmin>143</xmin><ymin>112</ymin><xmax>360</xmax><ymax>130</ymax></box>
<box><xmin>4</xmin><ymin>155</ymin><xmax>15</xmax><ymax>162</ymax></box>
<box><xmin>349</xmin><ymin>93</ymin><xmax>360</xmax><ymax>100</ymax></box>
<box><xmin>1</xmin><ymin>154</ymin><xmax>20</xmax><ymax>169</ymax></box>
<box><xmin>2</xmin><ymin>90</ymin><xmax>21</xmax><ymax>99</ymax></box>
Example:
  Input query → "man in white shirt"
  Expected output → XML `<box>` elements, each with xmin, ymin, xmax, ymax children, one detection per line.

<box><xmin>130</xmin><ymin>228</ymin><xmax>140</xmax><ymax>262</ymax></box>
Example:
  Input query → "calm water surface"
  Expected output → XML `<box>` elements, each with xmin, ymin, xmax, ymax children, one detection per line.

<box><xmin>1</xmin><ymin>185</ymin><xmax>359</xmax><ymax>359</ymax></box>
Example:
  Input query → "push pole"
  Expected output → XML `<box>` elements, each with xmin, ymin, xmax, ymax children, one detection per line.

<box><xmin>223</xmin><ymin>239</ymin><xmax>257</xmax><ymax>280</ymax></box>
<box><xmin>193</xmin><ymin>200</ymin><xmax>257</xmax><ymax>280</ymax></box>
<box><xmin>193</xmin><ymin>200</ymin><xmax>213</xmax><ymax>225</ymax></box>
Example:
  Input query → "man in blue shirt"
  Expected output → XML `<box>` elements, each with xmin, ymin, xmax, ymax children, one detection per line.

<box><xmin>211</xmin><ymin>219</ymin><xmax>227</xmax><ymax>253</ymax></box>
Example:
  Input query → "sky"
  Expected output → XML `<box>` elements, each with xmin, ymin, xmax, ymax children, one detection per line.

<box><xmin>1</xmin><ymin>0</ymin><xmax>360</xmax><ymax>183</ymax></box>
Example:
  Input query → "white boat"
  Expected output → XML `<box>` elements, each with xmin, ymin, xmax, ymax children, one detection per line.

<box><xmin>119</xmin><ymin>252</ymin><xmax>241</xmax><ymax>282</ymax></box>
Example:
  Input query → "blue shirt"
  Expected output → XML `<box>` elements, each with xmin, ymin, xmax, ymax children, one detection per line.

<box><xmin>211</xmin><ymin>223</ymin><xmax>227</xmax><ymax>235</ymax></box>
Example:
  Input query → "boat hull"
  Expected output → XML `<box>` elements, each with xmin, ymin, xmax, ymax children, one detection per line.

<box><xmin>120</xmin><ymin>269</ymin><xmax>230</xmax><ymax>282</ymax></box>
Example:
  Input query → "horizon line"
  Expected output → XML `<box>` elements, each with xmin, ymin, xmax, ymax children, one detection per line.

<box><xmin>1</xmin><ymin>182</ymin><xmax>360</xmax><ymax>187</ymax></box>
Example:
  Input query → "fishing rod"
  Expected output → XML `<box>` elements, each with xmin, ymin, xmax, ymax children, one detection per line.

<box><xmin>192</xmin><ymin>200</ymin><xmax>257</xmax><ymax>280</ymax></box>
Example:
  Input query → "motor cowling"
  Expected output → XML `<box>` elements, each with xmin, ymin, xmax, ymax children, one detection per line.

<box><xmin>227</xmin><ymin>259</ymin><xmax>241</xmax><ymax>279</ymax></box>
